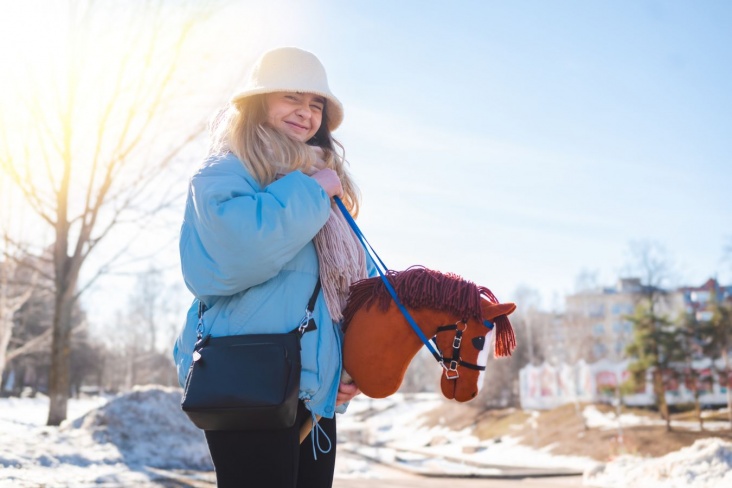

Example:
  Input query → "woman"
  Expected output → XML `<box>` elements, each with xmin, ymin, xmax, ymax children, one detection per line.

<box><xmin>173</xmin><ymin>47</ymin><xmax>372</xmax><ymax>487</ymax></box>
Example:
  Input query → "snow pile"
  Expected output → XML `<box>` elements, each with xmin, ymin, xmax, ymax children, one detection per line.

<box><xmin>584</xmin><ymin>438</ymin><xmax>732</xmax><ymax>488</ymax></box>
<box><xmin>583</xmin><ymin>404</ymin><xmax>657</xmax><ymax>429</ymax></box>
<box><xmin>67</xmin><ymin>385</ymin><xmax>211</xmax><ymax>470</ymax></box>
<box><xmin>0</xmin><ymin>386</ymin><xmax>210</xmax><ymax>487</ymax></box>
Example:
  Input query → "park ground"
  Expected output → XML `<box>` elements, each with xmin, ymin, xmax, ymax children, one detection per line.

<box><xmin>422</xmin><ymin>399</ymin><xmax>732</xmax><ymax>461</ymax></box>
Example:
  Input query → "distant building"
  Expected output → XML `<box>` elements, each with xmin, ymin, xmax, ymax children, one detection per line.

<box><xmin>519</xmin><ymin>358</ymin><xmax>731</xmax><ymax>410</ymax></box>
<box><xmin>678</xmin><ymin>278</ymin><xmax>732</xmax><ymax>323</ymax></box>
<box><xmin>519</xmin><ymin>277</ymin><xmax>732</xmax><ymax>409</ymax></box>
<box><xmin>521</xmin><ymin>309</ymin><xmax>566</xmax><ymax>364</ymax></box>
<box><xmin>563</xmin><ymin>278</ymin><xmax>685</xmax><ymax>363</ymax></box>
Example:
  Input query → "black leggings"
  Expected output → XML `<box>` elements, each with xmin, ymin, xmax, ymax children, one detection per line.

<box><xmin>204</xmin><ymin>402</ymin><xmax>337</xmax><ymax>488</ymax></box>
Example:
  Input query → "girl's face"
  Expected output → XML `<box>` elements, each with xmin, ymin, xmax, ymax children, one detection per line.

<box><xmin>265</xmin><ymin>92</ymin><xmax>325</xmax><ymax>142</ymax></box>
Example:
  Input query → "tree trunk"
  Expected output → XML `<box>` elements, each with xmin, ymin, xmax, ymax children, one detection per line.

<box><xmin>0</xmin><ymin>264</ymin><xmax>34</xmax><ymax>387</ymax></box>
<box><xmin>0</xmin><ymin>311</ymin><xmax>12</xmax><ymax>385</ymax></box>
<box><xmin>46</xmin><ymin>224</ymin><xmax>80</xmax><ymax>425</ymax></box>
<box><xmin>722</xmin><ymin>349</ymin><xmax>732</xmax><ymax>429</ymax></box>
<box><xmin>653</xmin><ymin>368</ymin><xmax>671</xmax><ymax>431</ymax></box>
<box><xmin>686</xmin><ymin>366</ymin><xmax>704</xmax><ymax>431</ymax></box>
<box><xmin>46</xmin><ymin>147</ymin><xmax>77</xmax><ymax>425</ymax></box>
<box><xmin>46</xmin><ymin>290</ymin><xmax>75</xmax><ymax>425</ymax></box>
<box><xmin>727</xmin><ymin>372</ymin><xmax>732</xmax><ymax>429</ymax></box>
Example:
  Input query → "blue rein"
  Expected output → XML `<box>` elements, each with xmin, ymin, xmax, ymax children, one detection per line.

<box><xmin>333</xmin><ymin>197</ymin><xmax>445</xmax><ymax>364</ymax></box>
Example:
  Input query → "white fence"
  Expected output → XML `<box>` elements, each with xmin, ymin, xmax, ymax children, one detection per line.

<box><xmin>519</xmin><ymin>358</ymin><xmax>731</xmax><ymax>410</ymax></box>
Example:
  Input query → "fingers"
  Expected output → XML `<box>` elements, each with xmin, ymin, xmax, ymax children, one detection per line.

<box><xmin>336</xmin><ymin>391</ymin><xmax>360</xmax><ymax>406</ymax></box>
<box><xmin>335</xmin><ymin>380</ymin><xmax>362</xmax><ymax>406</ymax></box>
<box><xmin>339</xmin><ymin>381</ymin><xmax>360</xmax><ymax>395</ymax></box>
<box><xmin>311</xmin><ymin>168</ymin><xmax>343</xmax><ymax>199</ymax></box>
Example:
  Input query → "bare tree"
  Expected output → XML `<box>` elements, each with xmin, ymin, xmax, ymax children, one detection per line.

<box><xmin>706</xmin><ymin>296</ymin><xmax>732</xmax><ymax>427</ymax></box>
<box><xmin>724</xmin><ymin>237</ymin><xmax>732</xmax><ymax>268</ymax></box>
<box><xmin>719</xmin><ymin>238</ymin><xmax>732</xmax><ymax>426</ymax></box>
<box><xmin>623</xmin><ymin>241</ymin><xmax>678</xmax><ymax>431</ymax></box>
<box><xmin>1</xmin><ymin>248</ymin><xmax>91</xmax><ymax>396</ymax></box>
<box><xmin>0</xmin><ymin>1</ymin><xmax>224</xmax><ymax>424</ymax></box>
<box><xmin>126</xmin><ymin>265</ymin><xmax>174</xmax><ymax>354</ymax></box>
<box><xmin>119</xmin><ymin>266</ymin><xmax>178</xmax><ymax>389</ymax></box>
<box><xmin>574</xmin><ymin>268</ymin><xmax>599</xmax><ymax>293</ymax></box>
<box><xmin>0</xmin><ymin>254</ymin><xmax>35</xmax><ymax>385</ymax></box>
<box><xmin>477</xmin><ymin>285</ymin><xmax>542</xmax><ymax>408</ymax></box>
<box><xmin>0</xmin><ymin>177</ymin><xmax>38</xmax><ymax>386</ymax></box>
<box><xmin>1</xmin><ymin>251</ymin><xmax>55</xmax><ymax>395</ymax></box>
<box><xmin>512</xmin><ymin>285</ymin><xmax>542</xmax><ymax>365</ymax></box>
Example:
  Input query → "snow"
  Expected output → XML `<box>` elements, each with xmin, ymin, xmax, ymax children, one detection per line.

<box><xmin>583</xmin><ymin>404</ymin><xmax>731</xmax><ymax>432</ymax></box>
<box><xmin>339</xmin><ymin>395</ymin><xmax>595</xmax><ymax>473</ymax></box>
<box><xmin>584</xmin><ymin>438</ymin><xmax>732</xmax><ymax>488</ymax></box>
<box><xmin>0</xmin><ymin>386</ymin><xmax>210</xmax><ymax>487</ymax></box>
<box><xmin>583</xmin><ymin>404</ymin><xmax>659</xmax><ymax>429</ymax></box>
<box><xmin>580</xmin><ymin>405</ymin><xmax>732</xmax><ymax>487</ymax></box>
<box><xmin>0</xmin><ymin>386</ymin><xmax>731</xmax><ymax>487</ymax></box>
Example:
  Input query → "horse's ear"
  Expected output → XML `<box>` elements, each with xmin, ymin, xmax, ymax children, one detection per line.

<box><xmin>480</xmin><ymin>301</ymin><xmax>517</xmax><ymax>358</ymax></box>
<box><xmin>481</xmin><ymin>302</ymin><xmax>516</xmax><ymax>320</ymax></box>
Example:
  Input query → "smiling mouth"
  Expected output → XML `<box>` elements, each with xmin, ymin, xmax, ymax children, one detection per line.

<box><xmin>285</xmin><ymin>121</ymin><xmax>308</xmax><ymax>131</ymax></box>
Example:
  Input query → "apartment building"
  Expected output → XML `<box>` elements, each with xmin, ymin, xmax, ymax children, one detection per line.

<box><xmin>679</xmin><ymin>278</ymin><xmax>732</xmax><ymax>322</ymax></box>
<box><xmin>563</xmin><ymin>278</ymin><xmax>685</xmax><ymax>362</ymax></box>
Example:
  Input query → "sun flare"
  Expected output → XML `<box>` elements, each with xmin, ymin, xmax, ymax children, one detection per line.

<box><xmin>0</xmin><ymin>0</ymin><xmax>315</xmax><ymax>233</ymax></box>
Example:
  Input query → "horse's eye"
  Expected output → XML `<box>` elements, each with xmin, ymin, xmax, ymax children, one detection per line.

<box><xmin>472</xmin><ymin>336</ymin><xmax>485</xmax><ymax>350</ymax></box>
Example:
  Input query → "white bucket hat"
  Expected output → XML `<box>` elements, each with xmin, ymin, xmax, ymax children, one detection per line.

<box><xmin>231</xmin><ymin>47</ymin><xmax>344</xmax><ymax>131</ymax></box>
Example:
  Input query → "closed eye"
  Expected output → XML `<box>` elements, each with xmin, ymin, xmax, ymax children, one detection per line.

<box><xmin>310</xmin><ymin>96</ymin><xmax>325</xmax><ymax>112</ymax></box>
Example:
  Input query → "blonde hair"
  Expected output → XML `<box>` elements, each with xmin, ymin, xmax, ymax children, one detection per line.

<box><xmin>209</xmin><ymin>95</ymin><xmax>360</xmax><ymax>217</ymax></box>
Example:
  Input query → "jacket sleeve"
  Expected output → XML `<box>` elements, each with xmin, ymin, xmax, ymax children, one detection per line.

<box><xmin>180</xmin><ymin>157</ymin><xmax>331</xmax><ymax>299</ymax></box>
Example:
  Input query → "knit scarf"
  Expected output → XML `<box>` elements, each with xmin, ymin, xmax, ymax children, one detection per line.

<box><xmin>313</xmin><ymin>205</ymin><xmax>368</xmax><ymax>322</ymax></box>
<box><xmin>275</xmin><ymin>166</ymin><xmax>367</xmax><ymax>322</ymax></box>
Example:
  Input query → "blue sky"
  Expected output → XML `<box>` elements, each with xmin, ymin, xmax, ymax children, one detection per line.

<box><xmin>259</xmin><ymin>0</ymin><xmax>732</xmax><ymax>308</ymax></box>
<box><xmin>3</xmin><ymin>0</ymin><xmax>730</xmax><ymax>317</ymax></box>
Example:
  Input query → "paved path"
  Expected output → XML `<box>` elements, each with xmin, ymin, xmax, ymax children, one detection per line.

<box><xmin>334</xmin><ymin>476</ymin><xmax>583</xmax><ymax>488</ymax></box>
<box><xmin>332</xmin><ymin>450</ymin><xmax>584</xmax><ymax>488</ymax></box>
<box><xmin>148</xmin><ymin>450</ymin><xmax>585</xmax><ymax>488</ymax></box>
<box><xmin>149</xmin><ymin>470</ymin><xmax>583</xmax><ymax>488</ymax></box>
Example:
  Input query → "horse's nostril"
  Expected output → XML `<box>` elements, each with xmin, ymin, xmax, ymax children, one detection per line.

<box><xmin>472</xmin><ymin>336</ymin><xmax>485</xmax><ymax>350</ymax></box>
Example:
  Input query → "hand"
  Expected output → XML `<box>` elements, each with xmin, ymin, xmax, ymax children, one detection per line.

<box><xmin>336</xmin><ymin>379</ymin><xmax>361</xmax><ymax>406</ymax></box>
<box><xmin>311</xmin><ymin>168</ymin><xmax>343</xmax><ymax>199</ymax></box>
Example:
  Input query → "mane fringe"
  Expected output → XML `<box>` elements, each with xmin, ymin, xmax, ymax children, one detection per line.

<box><xmin>342</xmin><ymin>266</ymin><xmax>493</xmax><ymax>330</ymax></box>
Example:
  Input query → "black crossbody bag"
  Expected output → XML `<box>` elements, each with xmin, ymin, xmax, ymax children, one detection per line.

<box><xmin>181</xmin><ymin>280</ymin><xmax>321</xmax><ymax>430</ymax></box>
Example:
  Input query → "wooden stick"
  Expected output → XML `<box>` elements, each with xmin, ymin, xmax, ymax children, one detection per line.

<box><xmin>299</xmin><ymin>415</ymin><xmax>322</xmax><ymax>444</ymax></box>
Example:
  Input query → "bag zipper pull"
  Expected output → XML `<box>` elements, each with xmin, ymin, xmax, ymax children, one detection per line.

<box><xmin>192</xmin><ymin>334</ymin><xmax>210</xmax><ymax>362</ymax></box>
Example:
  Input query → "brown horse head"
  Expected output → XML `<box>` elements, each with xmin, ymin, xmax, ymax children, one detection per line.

<box><xmin>342</xmin><ymin>266</ymin><xmax>516</xmax><ymax>402</ymax></box>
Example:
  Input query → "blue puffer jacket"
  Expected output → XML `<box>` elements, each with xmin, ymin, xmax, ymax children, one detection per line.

<box><xmin>173</xmin><ymin>152</ymin><xmax>356</xmax><ymax>419</ymax></box>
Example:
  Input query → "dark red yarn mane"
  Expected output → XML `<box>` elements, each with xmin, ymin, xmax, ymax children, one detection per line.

<box><xmin>341</xmin><ymin>266</ymin><xmax>501</xmax><ymax>330</ymax></box>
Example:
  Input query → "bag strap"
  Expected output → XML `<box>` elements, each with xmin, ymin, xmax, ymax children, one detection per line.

<box><xmin>332</xmin><ymin>197</ymin><xmax>444</xmax><ymax>364</ymax></box>
<box><xmin>196</xmin><ymin>278</ymin><xmax>322</xmax><ymax>341</ymax></box>
<box><xmin>307</xmin><ymin>279</ymin><xmax>322</xmax><ymax>312</ymax></box>
<box><xmin>295</xmin><ymin>278</ymin><xmax>322</xmax><ymax>335</ymax></box>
